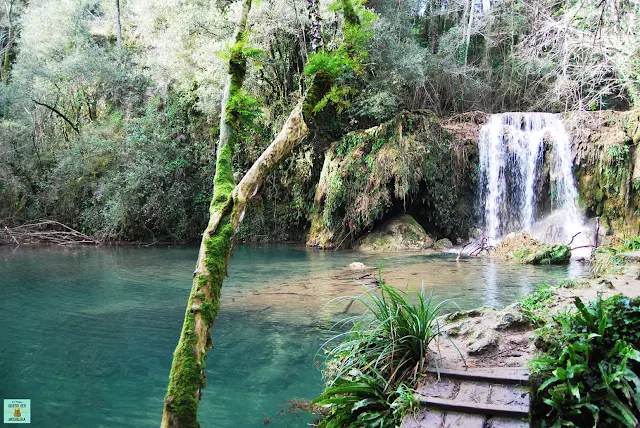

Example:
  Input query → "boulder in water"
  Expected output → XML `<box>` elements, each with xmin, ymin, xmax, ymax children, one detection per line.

<box><xmin>435</xmin><ymin>238</ymin><xmax>453</xmax><ymax>250</ymax></box>
<box><xmin>347</xmin><ymin>262</ymin><xmax>369</xmax><ymax>271</ymax></box>
<box><xmin>493</xmin><ymin>232</ymin><xmax>571</xmax><ymax>264</ymax></box>
<box><xmin>520</xmin><ymin>245</ymin><xmax>571</xmax><ymax>265</ymax></box>
<box><xmin>357</xmin><ymin>215</ymin><xmax>434</xmax><ymax>252</ymax></box>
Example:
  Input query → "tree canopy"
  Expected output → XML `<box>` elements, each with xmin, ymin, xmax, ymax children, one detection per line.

<box><xmin>1</xmin><ymin>0</ymin><xmax>639</xmax><ymax>241</ymax></box>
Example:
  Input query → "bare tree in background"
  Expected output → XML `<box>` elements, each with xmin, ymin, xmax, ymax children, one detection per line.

<box><xmin>115</xmin><ymin>0</ymin><xmax>122</xmax><ymax>47</ymax></box>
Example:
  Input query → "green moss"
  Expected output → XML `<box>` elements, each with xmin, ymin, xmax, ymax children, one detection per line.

<box><xmin>400</xmin><ymin>214</ymin><xmax>426</xmax><ymax>234</ymax></box>
<box><xmin>228</xmin><ymin>38</ymin><xmax>248</xmax><ymax>90</ymax></box>
<box><xmin>199</xmin><ymin>301</ymin><xmax>217</xmax><ymax>325</ymax></box>
<box><xmin>210</xmin><ymin>144</ymin><xmax>235</xmax><ymax>214</ymax></box>
<box><xmin>522</xmin><ymin>245</ymin><xmax>571</xmax><ymax>265</ymax></box>
<box><xmin>574</xmin><ymin>125</ymin><xmax>640</xmax><ymax>234</ymax></box>
<box><xmin>309</xmin><ymin>112</ymin><xmax>476</xmax><ymax>248</ymax></box>
<box><xmin>164</xmin><ymin>295</ymin><xmax>205</xmax><ymax>427</ymax></box>
<box><xmin>204</xmin><ymin>219</ymin><xmax>235</xmax><ymax>286</ymax></box>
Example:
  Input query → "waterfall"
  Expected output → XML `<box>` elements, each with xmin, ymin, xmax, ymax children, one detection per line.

<box><xmin>478</xmin><ymin>112</ymin><xmax>584</xmax><ymax>245</ymax></box>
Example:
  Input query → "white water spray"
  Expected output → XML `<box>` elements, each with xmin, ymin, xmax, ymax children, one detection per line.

<box><xmin>478</xmin><ymin>113</ymin><xmax>585</xmax><ymax>246</ymax></box>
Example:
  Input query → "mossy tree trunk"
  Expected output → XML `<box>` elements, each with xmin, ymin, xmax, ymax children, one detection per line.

<box><xmin>160</xmin><ymin>0</ymin><xmax>254</xmax><ymax>426</ymax></box>
<box><xmin>161</xmin><ymin>1</ymin><xmax>309</xmax><ymax>426</ymax></box>
<box><xmin>162</xmin><ymin>0</ymin><xmax>365</xmax><ymax>425</ymax></box>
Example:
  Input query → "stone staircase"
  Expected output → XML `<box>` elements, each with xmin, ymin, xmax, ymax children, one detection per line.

<box><xmin>402</xmin><ymin>368</ymin><xmax>530</xmax><ymax>428</ymax></box>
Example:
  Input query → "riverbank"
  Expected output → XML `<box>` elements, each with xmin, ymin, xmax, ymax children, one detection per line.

<box><xmin>427</xmin><ymin>263</ymin><xmax>640</xmax><ymax>371</ymax></box>
<box><xmin>401</xmin><ymin>255</ymin><xmax>640</xmax><ymax>426</ymax></box>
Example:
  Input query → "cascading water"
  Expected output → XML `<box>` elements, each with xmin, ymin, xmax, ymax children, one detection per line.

<box><xmin>478</xmin><ymin>112</ymin><xmax>585</xmax><ymax>246</ymax></box>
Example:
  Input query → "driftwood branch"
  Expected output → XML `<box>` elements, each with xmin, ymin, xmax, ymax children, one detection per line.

<box><xmin>1</xmin><ymin>220</ymin><xmax>98</xmax><ymax>245</ymax></box>
<box><xmin>567</xmin><ymin>231</ymin><xmax>581</xmax><ymax>246</ymax></box>
<box><xmin>4</xmin><ymin>226</ymin><xmax>19</xmax><ymax>245</ymax></box>
<box><xmin>32</xmin><ymin>99</ymin><xmax>80</xmax><ymax>134</ymax></box>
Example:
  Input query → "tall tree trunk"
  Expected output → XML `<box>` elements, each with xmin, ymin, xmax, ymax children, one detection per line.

<box><xmin>307</xmin><ymin>0</ymin><xmax>324</xmax><ymax>53</ymax></box>
<box><xmin>1</xmin><ymin>0</ymin><xmax>13</xmax><ymax>83</ymax></box>
<box><xmin>115</xmin><ymin>0</ymin><xmax>122</xmax><ymax>47</ymax></box>
<box><xmin>464</xmin><ymin>0</ymin><xmax>474</xmax><ymax>67</ymax></box>
<box><xmin>2</xmin><ymin>0</ymin><xmax>14</xmax><ymax>119</ymax></box>
<box><xmin>160</xmin><ymin>0</ymin><xmax>305</xmax><ymax>426</ymax></box>
<box><xmin>162</xmin><ymin>0</ymin><xmax>362</xmax><ymax>425</ymax></box>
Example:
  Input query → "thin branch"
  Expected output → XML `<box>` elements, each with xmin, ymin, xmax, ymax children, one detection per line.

<box><xmin>32</xmin><ymin>100</ymin><xmax>80</xmax><ymax>134</ymax></box>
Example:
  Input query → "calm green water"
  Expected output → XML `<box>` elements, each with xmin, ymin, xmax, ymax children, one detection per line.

<box><xmin>0</xmin><ymin>245</ymin><xmax>588</xmax><ymax>427</ymax></box>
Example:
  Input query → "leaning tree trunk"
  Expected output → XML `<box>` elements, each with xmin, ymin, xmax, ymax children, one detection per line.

<box><xmin>162</xmin><ymin>0</ymin><xmax>367</xmax><ymax>424</ymax></box>
<box><xmin>161</xmin><ymin>0</ymin><xmax>309</xmax><ymax>426</ymax></box>
<box><xmin>160</xmin><ymin>104</ymin><xmax>308</xmax><ymax>428</ymax></box>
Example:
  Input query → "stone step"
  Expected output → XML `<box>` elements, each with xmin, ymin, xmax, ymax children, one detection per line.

<box><xmin>427</xmin><ymin>367</ymin><xmax>529</xmax><ymax>385</ymax></box>
<box><xmin>416</xmin><ymin>396</ymin><xmax>529</xmax><ymax>418</ymax></box>
<box><xmin>403</xmin><ymin>377</ymin><xmax>531</xmax><ymax>427</ymax></box>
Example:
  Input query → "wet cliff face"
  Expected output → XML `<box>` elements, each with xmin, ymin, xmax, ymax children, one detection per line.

<box><xmin>241</xmin><ymin>109</ymin><xmax>638</xmax><ymax>246</ymax></box>
<box><xmin>306</xmin><ymin>111</ymin><xmax>480</xmax><ymax>249</ymax></box>
<box><xmin>564</xmin><ymin>109</ymin><xmax>640</xmax><ymax>235</ymax></box>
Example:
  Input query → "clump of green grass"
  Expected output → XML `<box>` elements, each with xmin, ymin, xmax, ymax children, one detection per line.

<box><xmin>520</xmin><ymin>284</ymin><xmax>557</xmax><ymax>326</ymax></box>
<box><xmin>313</xmin><ymin>271</ymin><xmax>462</xmax><ymax>426</ymax></box>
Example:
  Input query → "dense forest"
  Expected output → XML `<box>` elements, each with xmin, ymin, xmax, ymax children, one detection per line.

<box><xmin>1</xmin><ymin>0</ymin><xmax>639</xmax><ymax>243</ymax></box>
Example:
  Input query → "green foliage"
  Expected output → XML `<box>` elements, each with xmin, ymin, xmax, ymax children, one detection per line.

<box><xmin>311</xmin><ymin>112</ymin><xmax>476</xmax><ymax>247</ymax></box>
<box><xmin>520</xmin><ymin>284</ymin><xmax>557</xmax><ymax>326</ymax></box>
<box><xmin>575</xmin><ymin>129</ymin><xmax>637</xmax><ymax>226</ymax></box>
<box><xmin>315</xmin><ymin>276</ymin><xmax>458</xmax><ymax>425</ymax></box>
<box><xmin>313</xmin><ymin>369</ymin><xmax>396</xmax><ymax>428</ymax></box>
<box><xmin>303</xmin><ymin>0</ymin><xmax>375</xmax><ymax>116</ymax></box>
<box><xmin>532</xmin><ymin>294</ymin><xmax>640</xmax><ymax>427</ymax></box>
<box><xmin>622</xmin><ymin>235</ymin><xmax>640</xmax><ymax>252</ymax></box>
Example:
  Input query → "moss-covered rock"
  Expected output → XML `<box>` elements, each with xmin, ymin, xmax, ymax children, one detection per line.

<box><xmin>306</xmin><ymin>111</ymin><xmax>477</xmax><ymax>249</ymax></box>
<box><xmin>520</xmin><ymin>245</ymin><xmax>572</xmax><ymax>265</ymax></box>
<box><xmin>435</xmin><ymin>238</ymin><xmax>453</xmax><ymax>250</ymax></box>
<box><xmin>493</xmin><ymin>232</ymin><xmax>571</xmax><ymax>265</ymax></box>
<box><xmin>356</xmin><ymin>215</ymin><xmax>434</xmax><ymax>252</ymax></box>
<box><xmin>566</xmin><ymin>108</ymin><xmax>640</xmax><ymax>235</ymax></box>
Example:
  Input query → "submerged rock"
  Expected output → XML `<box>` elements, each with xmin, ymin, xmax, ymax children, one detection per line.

<box><xmin>347</xmin><ymin>262</ymin><xmax>369</xmax><ymax>271</ymax></box>
<box><xmin>356</xmin><ymin>215</ymin><xmax>434</xmax><ymax>252</ymax></box>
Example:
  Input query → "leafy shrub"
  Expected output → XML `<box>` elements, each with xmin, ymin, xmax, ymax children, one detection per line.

<box><xmin>622</xmin><ymin>235</ymin><xmax>640</xmax><ymax>252</ymax></box>
<box><xmin>314</xmin><ymin>275</ymin><xmax>460</xmax><ymax>426</ymax></box>
<box><xmin>313</xmin><ymin>369</ymin><xmax>414</xmax><ymax>428</ymax></box>
<box><xmin>532</xmin><ymin>294</ymin><xmax>640</xmax><ymax>427</ymax></box>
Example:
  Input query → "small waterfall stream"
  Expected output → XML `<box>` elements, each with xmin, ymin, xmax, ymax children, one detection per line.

<box><xmin>478</xmin><ymin>112</ymin><xmax>585</xmax><ymax>246</ymax></box>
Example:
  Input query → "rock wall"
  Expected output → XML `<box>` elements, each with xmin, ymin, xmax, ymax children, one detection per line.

<box><xmin>564</xmin><ymin>109</ymin><xmax>640</xmax><ymax>235</ymax></box>
<box><xmin>306</xmin><ymin>111</ymin><xmax>478</xmax><ymax>249</ymax></box>
<box><xmin>249</xmin><ymin>108</ymin><xmax>638</xmax><ymax>248</ymax></box>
